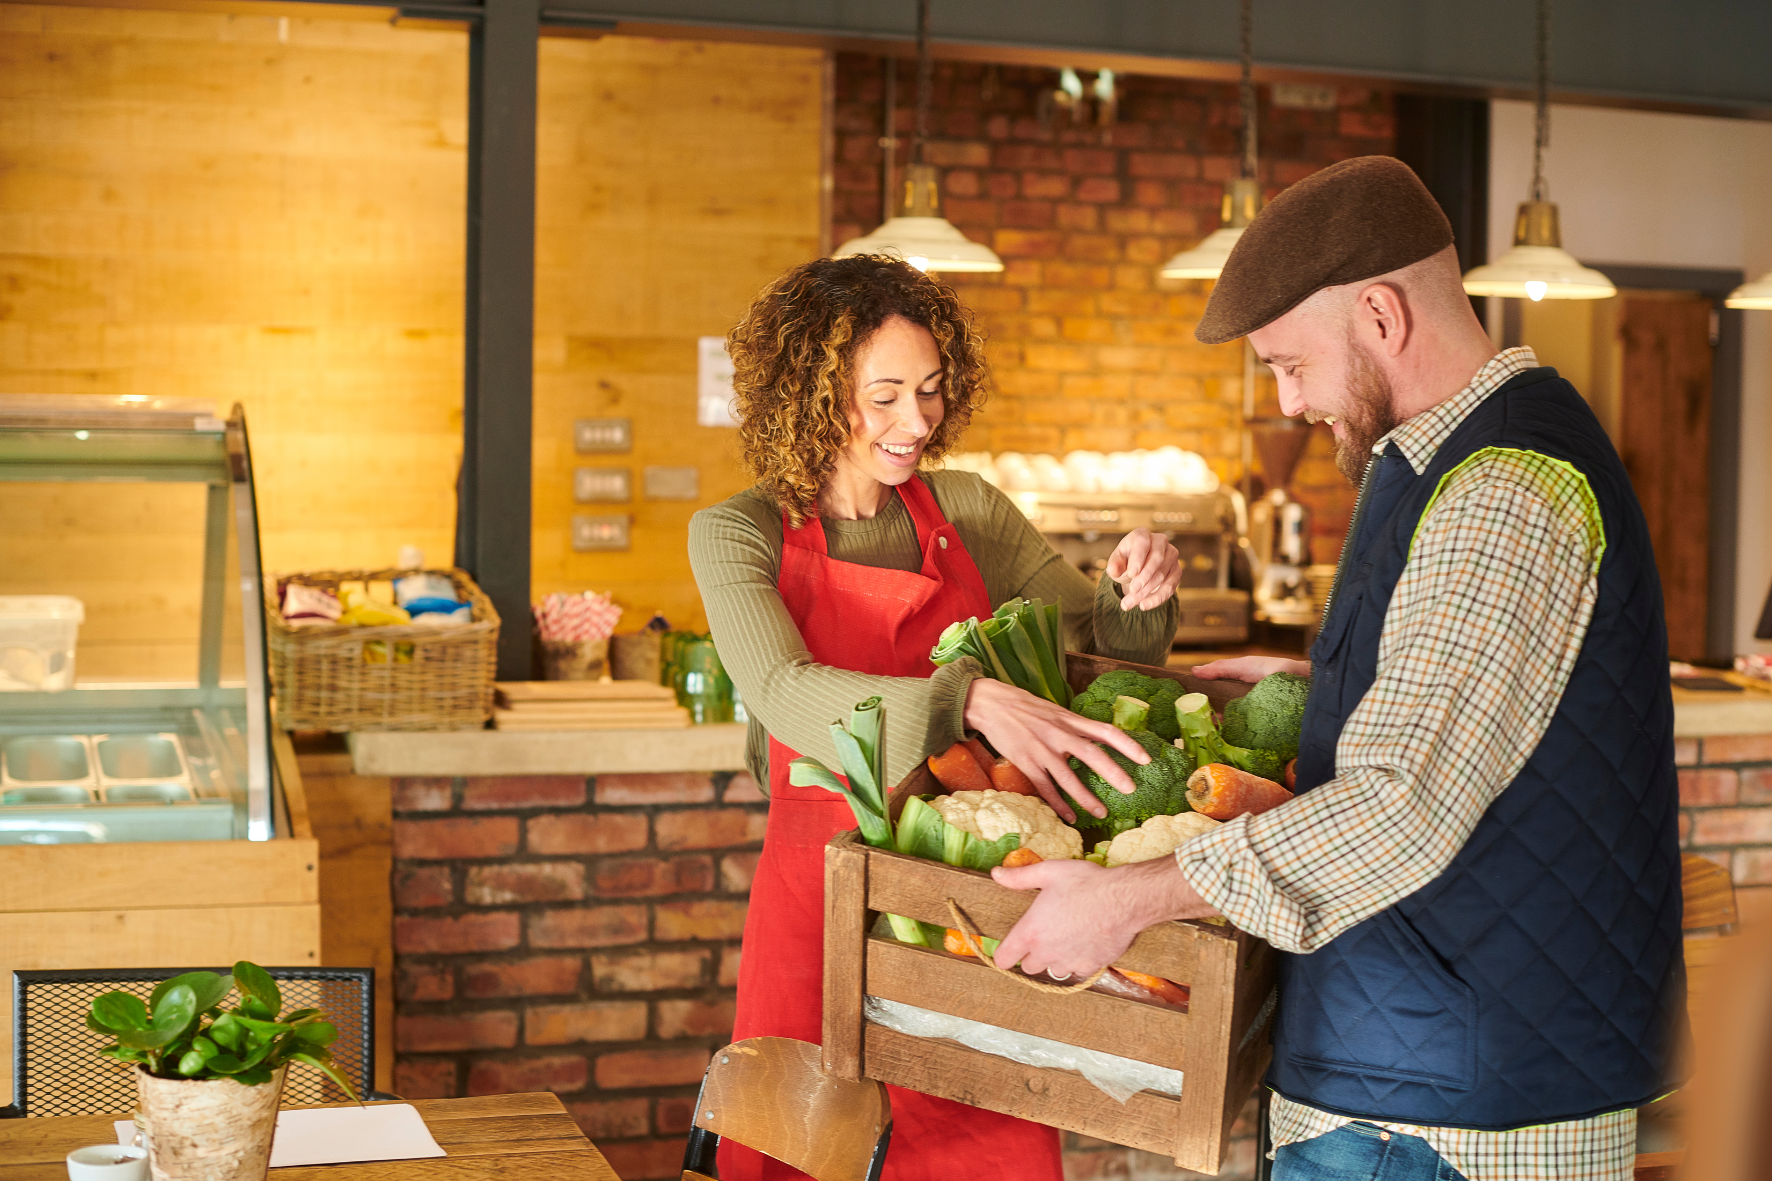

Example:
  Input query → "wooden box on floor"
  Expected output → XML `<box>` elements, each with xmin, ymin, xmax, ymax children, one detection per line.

<box><xmin>822</xmin><ymin>653</ymin><xmax>1273</xmax><ymax>1175</ymax></box>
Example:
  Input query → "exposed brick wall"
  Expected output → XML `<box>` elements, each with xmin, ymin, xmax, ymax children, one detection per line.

<box><xmin>1677</xmin><ymin>735</ymin><xmax>1772</xmax><ymax>922</ymax></box>
<box><xmin>831</xmin><ymin>55</ymin><xmax>1398</xmax><ymax>554</ymax></box>
<box><xmin>390</xmin><ymin>771</ymin><xmax>766</xmax><ymax>1179</ymax></box>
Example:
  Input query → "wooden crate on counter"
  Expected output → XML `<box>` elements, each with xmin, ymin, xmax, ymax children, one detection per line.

<box><xmin>822</xmin><ymin>653</ymin><xmax>1274</xmax><ymax>1174</ymax></box>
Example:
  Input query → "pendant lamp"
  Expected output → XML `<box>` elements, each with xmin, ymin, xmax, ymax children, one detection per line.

<box><xmin>1462</xmin><ymin>0</ymin><xmax>1615</xmax><ymax>302</ymax></box>
<box><xmin>1725</xmin><ymin>271</ymin><xmax>1772</xmax><ymax>310</ymax></box>
<box><xmin>1160</xmin><ymin>0</ymin><xmax>1260</xmax><ymax>281</ymax></box>
<box><xmin>833</xmin><ymin>0</ymin><xmax>1002</xmax><ymax>273</ymax></box>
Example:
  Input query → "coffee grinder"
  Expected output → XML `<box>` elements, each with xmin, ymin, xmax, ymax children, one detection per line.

<box><xmin>1247</xmin><ymin>417</ymin><xmax>1316</xmax><ymax>627</ymax></box>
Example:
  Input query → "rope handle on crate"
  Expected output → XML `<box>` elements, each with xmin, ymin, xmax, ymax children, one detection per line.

<box><xmin>945</xmin><ymin>898</ymin><xmax>1108</xmax><ymax>995</ymax></box>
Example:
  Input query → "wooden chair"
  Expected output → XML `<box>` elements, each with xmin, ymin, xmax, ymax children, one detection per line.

<box><xmin>680</xmin><ymin>1037</ymin><xmax>891</xmax><ymax>1181</ymax></box>
<box><xmin>1632</xmin><ymin>853</ymin><xmax>1739</xmax><ymax>1179</ymax></box>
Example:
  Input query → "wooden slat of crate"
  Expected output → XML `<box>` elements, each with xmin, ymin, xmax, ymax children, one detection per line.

<box><xmin>866</xmin><ymin>937</ymin><xmax>1188</xmax><ymax>1066</ymax></box>
<box><xmin>863</xmin><ymin>1024</ymin><xmax>1183</xmax><ymax>1158</ymax></box>
<box><xmin>1064</xmin><ymin>651</ymin><xmax>1254</xmax><ymax>710</ymax></box>
<box><xmin>861</xmin><ymin>839</ymin><xmax>1215</xmax><ymax>983</ymax></box>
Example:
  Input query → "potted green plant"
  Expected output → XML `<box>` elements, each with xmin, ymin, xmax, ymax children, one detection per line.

<box><xmin>86</xmin><ymin>961</ymin><xmax>360</xmax><ymax>1181</ymax></box>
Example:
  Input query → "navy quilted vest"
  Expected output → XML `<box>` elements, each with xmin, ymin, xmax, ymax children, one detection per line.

<box><xmin>1270</xmin><ymin>367</ymin><xmax>1687</xmax><ymax>1129</ymax></box>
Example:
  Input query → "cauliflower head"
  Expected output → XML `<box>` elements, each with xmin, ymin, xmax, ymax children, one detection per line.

<box><xmin>930</xmin><ymin>790</ymin><xmax>1083</xmax><ymax>861</ymax></box>
<box><xmin>1104</xmin><ymin>811</ymin><xmax>1221</xmax><ymax>867</ymax></box>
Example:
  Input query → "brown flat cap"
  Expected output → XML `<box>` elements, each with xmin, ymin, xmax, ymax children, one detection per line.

<box><xmin>1195</xmin><ymin>156</ymin><xmax>1453</xmax><ymax>344</ymax></box>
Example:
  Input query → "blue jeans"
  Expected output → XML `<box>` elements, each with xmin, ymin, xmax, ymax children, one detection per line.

<box><xmin>1273</xmin><ymin>1122</ymin><xmax>1469</xmax><ymax>1181</ymax></box>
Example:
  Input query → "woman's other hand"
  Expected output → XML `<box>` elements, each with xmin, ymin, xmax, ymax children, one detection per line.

<box><xmin>1105</xmin><ymin>528</ymin><xmax>1182</xmax><ymax>611</ymax></box>
<box><xmin>962</xmin><ymin>678</ymin><xmax>1147</xmax><ymax>824</ymax></box>
<box><xmin>1191</xmin><ymin>655</ymin><xmax>1312</xmax><ymax>682</ymax></box>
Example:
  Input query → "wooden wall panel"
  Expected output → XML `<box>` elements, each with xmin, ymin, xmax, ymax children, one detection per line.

<box><xmin>0</xmin><ymin>4</ymin><xmax>468</xmax><ymax>681</ymax></box>
<box><xmin>531</xmin><ymin>37</ymin><xmax>825</xmax><ymax>632</ymax></box>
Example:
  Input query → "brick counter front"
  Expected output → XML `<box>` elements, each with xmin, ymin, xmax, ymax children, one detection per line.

<box><xmin>389</xmin><ymin>770</ymin><xmax>766</xmax><ymax>1179</ymax></box>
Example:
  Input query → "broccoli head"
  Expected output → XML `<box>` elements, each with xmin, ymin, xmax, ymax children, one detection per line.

<box><xmin>1173</xmin><ymin>693</ymin><xmax>1290</xmax><ymax>782</ymax></box>
<box><xmin>1066</xmin><ymin>729</ymin><xmax>1195</xmax><ymax>840</ymax></box>
<box><xmin>1220</xmin><ymin>672</ymin><xmax>1311</xmax><ymax>761</ymax></box>
<box><xmin>1071</xmin><ymin>671</ymin><xmax>1184</xmax><ymax>742</ymax></box>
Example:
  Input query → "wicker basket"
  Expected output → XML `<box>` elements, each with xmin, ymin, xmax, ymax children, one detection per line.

<box><xmin>266</xmin><ymin>567</ymin><xmax>499</xmax><ymax>732</ymax></box>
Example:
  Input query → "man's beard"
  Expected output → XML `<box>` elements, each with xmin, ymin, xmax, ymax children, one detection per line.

<box><xmin>1331</xmin><ymin>340</ymin><xmax>1401</xmax><ymax>485</ymax></box>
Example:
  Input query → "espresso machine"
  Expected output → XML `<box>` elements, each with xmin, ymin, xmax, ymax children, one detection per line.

<box><xmin>1014</xmin><ymin>489</ymin><xmax>1249</xmax><ymax>644</ymax></box>
<box><xmin>1245</xmin><ymin>418</ymin><xmax>1317</xmax><ymax>627</ymax></box>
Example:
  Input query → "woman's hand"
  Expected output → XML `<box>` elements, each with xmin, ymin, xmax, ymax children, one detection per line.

<box><xmin>1105</xmin><ymin>527</ymin><xmax>1182</xmax><ymax>612</ymax></box>
<box><xmin>1190</xmin><ymin>655</ymin><xmax>1312</xmax><ymax>683</ymax></box>
<box><xmin>962</xmin><ymin>678</ymin><xmax>1147</xmax><ymax>824</ymax></box>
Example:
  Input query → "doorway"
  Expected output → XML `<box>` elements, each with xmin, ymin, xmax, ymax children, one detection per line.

<box><xmin>1505</xmin><ymin>266</ymin><xmax>1745</xmax><ymax>663</ymax></box>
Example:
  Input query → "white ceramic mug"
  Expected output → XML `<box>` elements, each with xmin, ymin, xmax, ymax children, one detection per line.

<box><xmin>65</xmin><ymin>1144</ymin><xmax>147</xmax><ymax>1181</ymax></box>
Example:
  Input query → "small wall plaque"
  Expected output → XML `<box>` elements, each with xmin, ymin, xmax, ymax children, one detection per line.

<box><xmin>574</xmin><ymin>467</ymin><xmax>631</xmax><ymax>503</ymax></box>
<box><xmin>571</xmin><ymin>514</ymin><xmax>630</xmax><ymax>551</ymax></box>
<box><xmin>697</xmin><ymin>337</ymin><xmax>740</xmax><ymax>427</ymax></box>
<box><xmin>644</xmin><ymin>465</ymin><xmax>700</xmax><ymax>501</ymax></box>
<box><xmin>575</xmin><ymin>418</ymin><xmax>632</xmax><ymax>453</ymax></box>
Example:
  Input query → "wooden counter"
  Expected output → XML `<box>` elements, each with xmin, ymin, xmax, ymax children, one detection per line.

<box><xmin>349</xmin><ymin>722</ymin><xmax>749</xmax><ymax>777</ymax></box>
<box><xmin>0</xmin><ymin>730</ymin><xmax>321</xmax><ymax>1108</ymax></box>
<box><xmin>1672</xmin><ymin>685</ymin><xmax>1772</xmax><ymax>737</ymax></box>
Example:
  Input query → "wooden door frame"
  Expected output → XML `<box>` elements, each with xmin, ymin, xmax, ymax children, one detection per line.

<box><xmin>1594</xmin><ymin>265</ymin><xmax>1745</xmax><ymax>663</ymax></box>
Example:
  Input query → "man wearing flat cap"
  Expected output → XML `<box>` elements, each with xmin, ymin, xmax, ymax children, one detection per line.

<box><xmin>994</xmin><ymin>156</ymin><xmax>1684</xmax><ymax>1180</ymax></box>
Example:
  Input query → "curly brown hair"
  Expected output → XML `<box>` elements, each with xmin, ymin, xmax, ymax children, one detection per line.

<box><xmin>727</xmin><ymin>254</ymin><xmax>989</xmax><ymax>526</ymax></box>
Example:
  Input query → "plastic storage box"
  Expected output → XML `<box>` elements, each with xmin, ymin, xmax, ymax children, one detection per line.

<box><xmin>0</xmin><ymin>597</ymin><xmax>84</xmax><ymax>692</ymax></box>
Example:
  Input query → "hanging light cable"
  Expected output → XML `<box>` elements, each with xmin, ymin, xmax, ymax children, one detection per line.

<box><xmin>1159</xmin><ymin>0</ymin><xmax>1262</xmax><ymax>280</ymax></box>
<box><xmin>832</xmin><ymin>0</ymin><xmax>1002</xmax><ymax>273</ymax></box>
<box><xmin>1462</xmin><ymin>0</ymin><xmax>1614</xmax><ymax>301</ymax></box>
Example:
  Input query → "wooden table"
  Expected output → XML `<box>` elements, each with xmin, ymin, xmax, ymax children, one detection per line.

<box><xmin>0</xmin><ymin>1093</ymin><xmax>619</xmax><ymax>1180</ymax></box>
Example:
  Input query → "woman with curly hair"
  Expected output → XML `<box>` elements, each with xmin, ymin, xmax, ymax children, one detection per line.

<box><xmin>688</xmin><ymin>255</ymin><xmax>1181</xmax><ymax>1181</ymax></box>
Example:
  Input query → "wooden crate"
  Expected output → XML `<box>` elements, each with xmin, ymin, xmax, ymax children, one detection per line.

<box><xmin>822</xmin><ymin>653</ymin><xmax>1274</xmax><ymax>1174</ymax></box>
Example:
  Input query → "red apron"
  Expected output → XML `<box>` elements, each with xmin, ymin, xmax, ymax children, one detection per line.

<box><xmin>720</xmin><ymin>476</ymin><xmax>1064</xmax><ymax>1181</ymax></box>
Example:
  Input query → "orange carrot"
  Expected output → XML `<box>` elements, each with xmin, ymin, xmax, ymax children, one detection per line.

<box><xmin>963</xmin><ymin>737</ymin><xmax>995</xmax><ymax>772</ymax></box>
<box><xmin>1284</xmin><ymin>759</ymin><xmax>1297</xmax><ymax>791</ymax></box>
<box><xmin>944</xmin><ymin>928</ymin><xmax>976</xmax><ymax>957</ymax></box>
<box><xmin>1186</xmin><ymin>763</ymin><xmax>1295</xmax><ymax>820</ymax></box>
<box><xmin>1000</xmin><ymin>846</ymin><xmax>1043</xmax><ymax>868</ymax></box>
<box><xmin>1117</xmin><ymin>969</ymin><xmax>1191</xmax><ymax>1008</ymax></box>
<box><xmin>988</xmin><ymin>758</ymin><xmax>1041</xmax><ymax>797</ymax></box>
<box><xmin>927</xmin><ymin>742</ymin><xmax>993</xmax><ymax>793</ymax></box>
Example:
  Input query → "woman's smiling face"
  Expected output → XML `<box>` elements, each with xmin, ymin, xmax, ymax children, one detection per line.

<box><xmin>834</xmin><ymin>314</ymin><xmax>946</xmax><ymax>490</ymax></box>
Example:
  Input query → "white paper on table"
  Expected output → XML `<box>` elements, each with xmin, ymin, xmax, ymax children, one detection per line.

<box><xmin>114</xmin><ymin>1104</ymin><xmax>447</xmax><ymax>1168</ymax></box>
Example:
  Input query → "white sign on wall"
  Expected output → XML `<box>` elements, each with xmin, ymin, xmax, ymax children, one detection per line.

<box><xmin>697</xmin><ymin>336</ymin><xmax>740</xmax><ymax>428</ymax></box>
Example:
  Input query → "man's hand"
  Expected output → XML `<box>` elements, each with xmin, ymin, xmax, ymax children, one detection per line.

<box><xmin>1105</xmin><ymin>528</ymin><xmax>1182</xmax><ymax>611</ymax></box>
<box><xmin>1192</xmin><ymin>655</ymin><xmax>1311</xmax><ymax>683</ymax></box>
<box><xmin>989</xmin><ymin>856</ymin><xmax>1221</xmax><ymax>980</ymax></box>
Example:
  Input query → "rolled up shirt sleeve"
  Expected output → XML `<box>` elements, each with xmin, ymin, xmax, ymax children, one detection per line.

<box><xmin>1176</xmin><ymin>450</ymin><xmax>1605</xmax><ymax>953</ymax></box>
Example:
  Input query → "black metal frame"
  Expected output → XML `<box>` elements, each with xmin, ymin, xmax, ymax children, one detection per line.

<box><xmin>678</xmin><ymin>1060</ymin><xmax>892</xmax><ymax>1181</ymax></box>
<box><xmin>4</xmin><ymin>966</ymin><xmax>389</xmax><ymax>1119</ymax></box>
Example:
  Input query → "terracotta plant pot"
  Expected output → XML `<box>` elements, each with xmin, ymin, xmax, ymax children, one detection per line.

<box><xmin>135</xmin><ymin>1064</ymin><xmax>286</xmax><ymax>1181</ymax></box>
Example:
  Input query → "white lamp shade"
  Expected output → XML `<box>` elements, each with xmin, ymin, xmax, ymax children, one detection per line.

<box><xmin>1462</xmin><ymin>244</ymin><xmax>1616</xmax><ymax>301</ymax></box>
<box><xmin>1158</xmin><ymin>226</ymin><xmax>1246</xmax><ymax>280</ymax></box>
<box><xmin>1726</xmin><ymin>270</ymin><xmax>1772</xmax><ymax>310</ymax></box>
<box><xmin>833</xmin><ymin>216</ymin><xmax>1003</xmax><ymax>273</ymax></box>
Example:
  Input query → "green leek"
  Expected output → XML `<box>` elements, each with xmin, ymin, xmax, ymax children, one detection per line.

<box><xmin>930</xmin><ymin>597</ymin><xmax>1071</xmax><ymax>707</ymax></box>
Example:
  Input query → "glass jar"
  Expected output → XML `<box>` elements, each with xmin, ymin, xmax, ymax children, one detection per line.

<box><xmin>673</xmin><ymin>636</ymin><xmax>733</xmax><ymax>724</ymax></box>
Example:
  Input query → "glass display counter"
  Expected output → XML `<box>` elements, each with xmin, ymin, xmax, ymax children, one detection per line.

<box><xmin>0</xmin><ymin>395</ymin><xmax>279</xmax><ymax>843</ymax></box>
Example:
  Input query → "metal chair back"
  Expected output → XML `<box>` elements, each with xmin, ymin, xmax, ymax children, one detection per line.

<box><xmin>4</xmin><ymin>967</ymin><xmax>374</xmax><ymax>1118</ymax></box>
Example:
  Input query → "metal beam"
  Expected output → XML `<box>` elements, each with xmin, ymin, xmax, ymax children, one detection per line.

<box><xmin>456</xmin><ymin>0</ymin><xmax>540</xmax><ymax>681</ymax></box>
<box><xmin>539</xmin><ymin>0</ymin><xmax>1772</xmax><ymax>116</ymax></box>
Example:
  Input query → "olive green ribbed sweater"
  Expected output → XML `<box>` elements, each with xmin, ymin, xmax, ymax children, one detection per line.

<box><xmin>686</xmin><ymin>469</ymin><xmax>1179</xmax><ymax>791</ymax></box>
